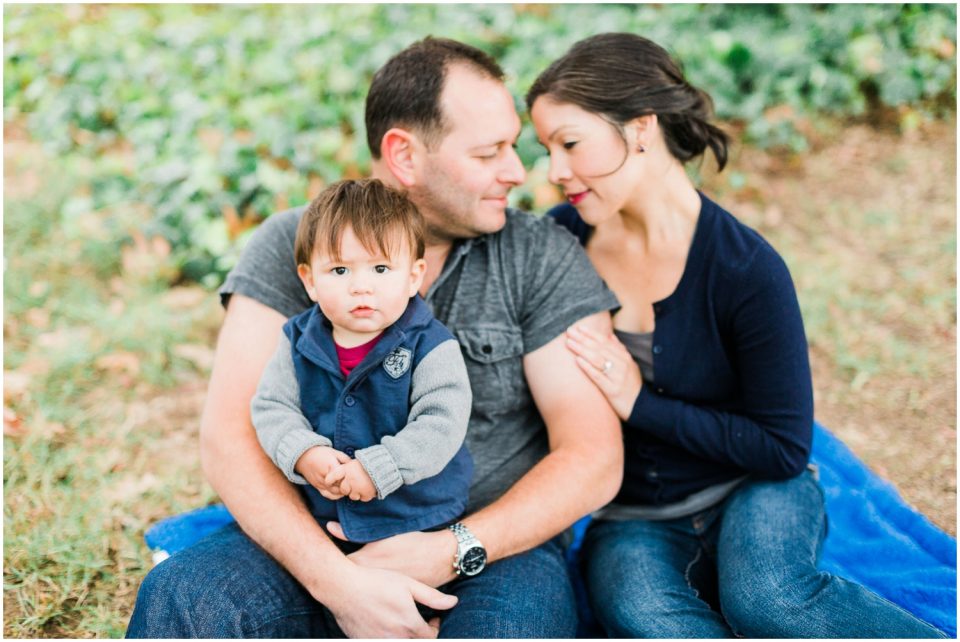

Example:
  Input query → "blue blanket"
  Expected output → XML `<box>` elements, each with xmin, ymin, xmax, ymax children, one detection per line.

<box><xmin>145</xmin><ymin>422</ymin><xmax>955</xmax><ymax>636</ymax></box>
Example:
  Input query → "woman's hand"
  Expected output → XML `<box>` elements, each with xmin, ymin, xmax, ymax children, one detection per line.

<box><xmin>565</xmin><ymin>324</ymin><xmax>641</xmax><ymax>421</ymax></box>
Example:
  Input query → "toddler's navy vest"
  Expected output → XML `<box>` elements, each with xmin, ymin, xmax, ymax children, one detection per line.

<box><xmin>284</xmin><ymin>296</ymin><xmax>472</xmax><ymax>542</ymax></box>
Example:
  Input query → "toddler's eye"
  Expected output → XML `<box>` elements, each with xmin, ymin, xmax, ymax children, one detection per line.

<box><xmin>374</xmin><ymin>265</ymin><xmax>390</xmax><ymax>274</ymax></box>
<box><xmin>331</xmin><ymin>267</ymin><xmax>347</xmax><ymax>275</ymax></box>
<box><xmin>563</xmin><ymin>141</ymin><xmax>578</xmax><ymax>150</ymax></box>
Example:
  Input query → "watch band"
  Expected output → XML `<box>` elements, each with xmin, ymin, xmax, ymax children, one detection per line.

<box><xmin>449</xmin><ymin>522</ymin><xmax>486</xmax><ymax>576</ymax></box>
<box><xmin>450</xmin><ymin>522</ymin><xmax>477</xmax><ymax>545</ymax></box>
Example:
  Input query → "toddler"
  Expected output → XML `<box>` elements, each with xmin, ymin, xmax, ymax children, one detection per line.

<box><xmin>252</xmin><ymin>179</ymin><xmax>472</xmax><ymax>543</ymax></box>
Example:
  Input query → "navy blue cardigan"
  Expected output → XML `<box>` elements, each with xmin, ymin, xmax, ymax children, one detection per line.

<box><xmin>549</xmin><ymin>193</ymin><xmax>814</xmax><ymax>506</ymax></box>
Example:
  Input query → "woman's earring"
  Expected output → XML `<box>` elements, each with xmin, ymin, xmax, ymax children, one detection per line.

<box><xmin>637</xmin><ymin>144</ymin><xmax>646</xmax><ymax>153</ymax></box>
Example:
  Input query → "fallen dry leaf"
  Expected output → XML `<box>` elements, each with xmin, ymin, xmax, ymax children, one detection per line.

<box><xmin>173</xmin><ymin>344</ymin><xmax>215</xmax><ymax>371</ymax></box>
<box><xmin>35</xmin><ymin>326</ymin><xmax>93</xmax><ymax>351</ymax></box>
<box><xmin>104</xmin><ymin>472</ymin><xmax>162</xmax><ymax>504</ymax></box>
<box><xmin>308</xmin><ymin>173</ymin><xmax>325</xmax><ymax>199</ymax></box>
<box><xmin>122</xmin><ymin>230</ymin><xmax>173</xmax><ymax>280</ymax></box>
<box><xmin>36</xmin><ymin>417</ymin><xmax>66</xmax><ymax>439</ymax></box>
<box><xmin>4</xmin><ymin>406</ymin><xmax>25</xmax><ymax>437</ymax></box>
<box><xmin>18</xmin><ymin>356</ymin><xmax>51</xmax><ymax>377</ymax></box>
<box><xmin>534</xmin><ymin>183</ymin><xmax>561</xmax><ymax>210</ymax></box>
<box><xmin>160</xmin><ymin>286</ymin><xmax>207</xmax><ymax>311</ymax></box>
<box><xmin>95</xmin><ymin>351</ymin><xmax>142</xmax><ymax>376</ymax></box>
<box><xmin>4</xmin><ymin>370</ymin><xmax>31</xmax><ymax>402</ymax></box>
<box><xmin>27</xmin><ymin>281</ymin><xmax>50</xmax><ymax>298</ymax></box>
<box><xmin>24</xmin><ymin>308</ymin><xmax>50</xmax><ymax>330</ymax></box>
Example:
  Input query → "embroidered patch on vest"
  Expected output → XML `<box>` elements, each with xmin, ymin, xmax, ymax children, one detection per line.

<box><xmin>383</xmin><ymin>347</ymin><xmax>412</xmax><ymax>379</ymax></box>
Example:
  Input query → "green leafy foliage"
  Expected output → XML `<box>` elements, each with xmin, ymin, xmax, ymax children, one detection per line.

<box><xmin>4</xmin><ymin>4</ymin><xmax>956</xmax><ymax>285</ymax></box>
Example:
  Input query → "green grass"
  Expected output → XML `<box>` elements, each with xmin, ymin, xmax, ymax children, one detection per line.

<box><xmin>3</xmin><ymin>146</ymin><xmax>221</xmax><ymax>637</ymax></box>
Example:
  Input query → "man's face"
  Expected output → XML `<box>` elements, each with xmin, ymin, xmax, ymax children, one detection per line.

<box><xmin>410</xmin><ymin>65</ymin><xmax>526</xmax><ymax>242</ymax></box>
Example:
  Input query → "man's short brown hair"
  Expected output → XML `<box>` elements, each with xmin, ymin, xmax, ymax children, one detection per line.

<box><xmin>295</xmin><ymin>179</ymin><xmax>425</xmax><ymax>267</ymax></box>
<box><xmin>365</xmin><ymin>37</ymin><xmax>504</xmax><ymax>159</ymax></box>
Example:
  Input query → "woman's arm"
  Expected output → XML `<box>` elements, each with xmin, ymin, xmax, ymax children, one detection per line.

<box><xmin>627</xmin><ymin>250</ymin><xmax>814</xmax><ymax>479</ymax></box>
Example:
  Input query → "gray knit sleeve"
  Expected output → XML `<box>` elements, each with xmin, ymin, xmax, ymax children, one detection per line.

<box><xmin>251</xmin><ymin>333</ymin><xmax>332</xmax><ymax>484</ymax></box>
<box><xmin>355</xmin><ymin>339</ymin><xmax>471</xmax><ymax>499</ymax></box>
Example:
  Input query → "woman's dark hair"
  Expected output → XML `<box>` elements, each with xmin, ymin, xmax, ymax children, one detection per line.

<box><xmin>526</xmin><ymin>33</ymin><xmax>729</xmax><ymax>171</ymax></box>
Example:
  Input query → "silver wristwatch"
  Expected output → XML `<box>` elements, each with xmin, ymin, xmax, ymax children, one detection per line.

<box><xmin>448</xmin><ymin>522</ymin><xmax>487</xmax><ymax>577</ymax></box>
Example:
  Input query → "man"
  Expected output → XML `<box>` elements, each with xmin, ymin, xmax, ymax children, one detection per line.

<box><xmin>127</xmin><ymin>37</ymin><xmax>622</xmax><ymax>638</ymax></box>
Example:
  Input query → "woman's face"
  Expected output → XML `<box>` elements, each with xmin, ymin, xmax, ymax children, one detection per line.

<box><xmin>531</xmin><ymin>97</ymin><xmax>639</xmax><ymax>225</ymax></box>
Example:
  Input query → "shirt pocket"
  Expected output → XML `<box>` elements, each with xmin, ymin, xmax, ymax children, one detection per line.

<box><xmin>455</xmin><ymin>326</ymin><xmax>526</xmax><ymax>418</ymax></box>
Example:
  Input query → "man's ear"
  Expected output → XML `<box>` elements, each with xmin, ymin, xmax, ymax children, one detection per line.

<box><xmin>381</xmin><ymin>128</ymin><xmax>420</xmax><ymax>188</ymax></box>
<box><xmin>297</xmin><ymin>263</ymin><xmax>319</xmax><ymax>303</ymax></box>
<box><xmin>408</xmin><ymin>258</ymin><xmax>427</xmax><ymax>297</ymax></box>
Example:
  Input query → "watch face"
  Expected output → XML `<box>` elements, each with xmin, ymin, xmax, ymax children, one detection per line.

<box><xmin>460</xmin><ymin>546</ymin><xmax>487</xmax><ymax>576</ymax></box>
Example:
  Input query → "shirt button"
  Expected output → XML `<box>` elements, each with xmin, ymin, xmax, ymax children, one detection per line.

<box><xmin>656</xmin><ymin>387</ymin><xmax>664</xmax><ymax>394</ymax></box>
<box><xmin>344</xmin><ymin>395</ymin><xmax>356</xmax><ymax>407</ymax></box>
<box><xmin>652</xmin><ymin>345</ymin><xmax>663</xmax><ymax>355</ymax></box>
<box><xmin>481</xmin><ymin>344</ymin><xmax>492</xmax><ymax>355</ymax></box>
<box><xmin>344</xmin><ymin>446</ymin><xmax>355</xmax><ymax>457</ymax></box>
<box><xmin>647</xmin><ymin>470</ymin><xmax>659</xmax><ymax>479</ymax></box>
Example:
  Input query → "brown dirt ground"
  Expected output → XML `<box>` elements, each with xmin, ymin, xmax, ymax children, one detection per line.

<box><xmin>699</xmin><ymin>116</ymin><xmax>957</xmax><ymax>535</ymax></box>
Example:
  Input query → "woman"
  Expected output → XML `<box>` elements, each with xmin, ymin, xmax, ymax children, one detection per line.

<box><xmin>527</xmin><ymin>33</ymin><xmax>944</xmax><ymax>638</ymax></box>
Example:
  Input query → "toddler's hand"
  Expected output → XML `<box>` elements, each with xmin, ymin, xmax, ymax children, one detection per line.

<box><xmin>295</xmin><ymin>446</ymin><xmax>352</xmax><ymax>500</ymax></box>
<box><xmin>325</xmin><ymin>460</ymin><xmax>378</xmax><ymax>502</ymax></box>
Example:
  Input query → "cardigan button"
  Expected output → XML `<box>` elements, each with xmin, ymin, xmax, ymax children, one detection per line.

<box><xmin>344</xmin><ymin>395</ymin><xmax>356</xmax><ymax>407</ymax></box>
<box><xmin>656</xmin><ymin>387</ymin><xmax>664</xmax><ymax>394</ymax></box>
<box><xmin>652</xmin><ymin>345</ymin><xmax>663</xmax><ymax>355</ymax></box>
<box><xmin>344</xmin><ymin>446</ymin><xmax>356</xmax><ymax>457</ymax></box>
<box><xmin>653</xmin><ymin>304</ymin><xmax>662</xmax><ymax>314</ymax></box>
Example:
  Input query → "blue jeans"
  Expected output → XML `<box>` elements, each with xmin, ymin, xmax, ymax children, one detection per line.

<box><xmin>126</xmin><ymin>522</ymin><xmax>577</xmax><ymax>638</ymax></box>
<box><xmin>582</xmin><ymin>470</ymin><xmax>946</xmax><ymax>638</ymax></box>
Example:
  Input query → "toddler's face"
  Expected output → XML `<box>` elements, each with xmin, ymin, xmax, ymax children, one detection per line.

<box><xmin>298</xmin><ymin>225</ymin><xmax>425</xmax><ymax>347</ymax></box>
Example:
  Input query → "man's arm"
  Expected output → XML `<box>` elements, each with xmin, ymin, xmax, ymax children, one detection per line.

<box><xmin>336</xmin><ymin>310</ymin><xmax>623</xmax><ymax>586</ymax></box>
<box><xmin>461</xmin><ymin>310</ymin><xmax>623</xmax><ymax>561</ymax></box>
<box><xmin>199</xmin><ymin>294</ymin><xmax>455</xmax><ymax>637</ymax></box>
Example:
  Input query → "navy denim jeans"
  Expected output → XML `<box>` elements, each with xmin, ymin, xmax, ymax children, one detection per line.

<box><xmin>581</xmin><ymin>469</ymin><xmax>946</xmax><ymax>638</ymax></box>
<box><xmin>126</xmin><ymin>522</ymin><xmax>577</xmax><ymax>638</ymax></box>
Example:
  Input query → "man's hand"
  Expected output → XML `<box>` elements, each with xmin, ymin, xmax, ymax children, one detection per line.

<box><xmin>325</xmin><ymin>564</ymin><xmax>457</xmax><ymax>638</ymax></box>
<box><xmin>326</xmin><ymin>522</ymin><xmax>458</xmax><ymax>588</ymax></box>
<box><xmin>325</xmin><ymin>459</ymin><xmax>378</xmax><ymax>502</ymax></box>
<box><xmin>295</xmin><ymin>446</ymin><xmax>352</xmax><ymax>500</ymax></box>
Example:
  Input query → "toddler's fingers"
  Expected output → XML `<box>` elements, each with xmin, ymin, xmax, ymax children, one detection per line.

<box><xmin>324</xmin><ymin>466</ymin><xmax>346</xmax><ymax>486</ymax></box>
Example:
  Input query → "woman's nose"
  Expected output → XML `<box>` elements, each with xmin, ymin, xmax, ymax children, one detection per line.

<box><xmin>547</xmin><ymin>156</ymin><xmax>571</xmax><ymax>185</ymax></box>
